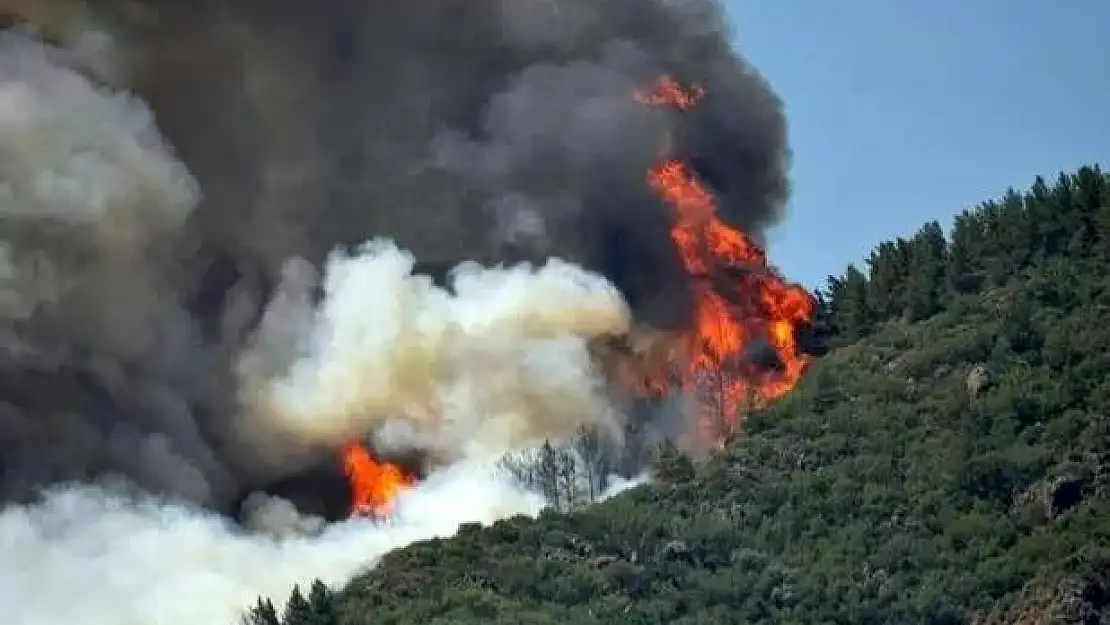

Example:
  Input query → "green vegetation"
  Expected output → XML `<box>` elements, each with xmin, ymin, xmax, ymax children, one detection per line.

<box><xmin>249</xmin><ymin>164</ymin><xmax>1110</xmax><ymax>624</ymax></box>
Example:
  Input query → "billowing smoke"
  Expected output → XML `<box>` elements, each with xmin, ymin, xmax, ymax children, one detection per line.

<box><xmin>0</xmin><ymin>466</ymin><xmax>548</xmax><ymax>625</ymax></box>
<box><xmin>0</xmin><ymin>0</ymin><xmax>787</xmax><ymax>515</ymax></box>
<box><xmin>238</xmin><ymin>240</ymin><xmax>630</xmax><ymax>463</ymax></box>
<box><xmin>0</xmin><ymin>27</ymin><xmax>225</xmax><ymax>505</ymax></box>
<box><xmin>0</xmin><ymin>0</ymin><xmax>788</xmax><ymax>622</ymax></box>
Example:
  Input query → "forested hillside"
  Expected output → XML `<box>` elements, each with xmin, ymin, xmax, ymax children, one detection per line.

<box><xmin>248</xmin><ymin>164</ymin><xmax>1110</xmax><ymax>624</ymax></box>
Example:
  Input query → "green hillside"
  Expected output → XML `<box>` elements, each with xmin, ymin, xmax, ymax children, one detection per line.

<box><xmin>248</xmin><ymin>164</ymin><xmax>1110</xmax><ymax>624</ymax></box>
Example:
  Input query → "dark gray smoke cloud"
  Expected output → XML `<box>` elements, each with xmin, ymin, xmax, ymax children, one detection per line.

<box><xmin>0</xmin><ymin>0</ymin><xmax>787</xmax><ymax>513</ymax></box>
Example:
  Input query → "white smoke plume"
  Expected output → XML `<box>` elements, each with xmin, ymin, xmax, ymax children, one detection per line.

<box><xmin>237</xmin><ymin>240</ymin><xmax>632</xmax><ymax>462</ymax></box>
<box><xmin>0</xmin><ymin>25</ymin><xmax>638</xmax><ymax>625</ymax></box>
<box><xmin>0</xmin><ymin>463</ymin><xmax>548</xmax><ymax>625</ymax></box>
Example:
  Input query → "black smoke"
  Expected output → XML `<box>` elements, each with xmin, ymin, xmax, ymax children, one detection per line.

<box><xmin>0</xmin><ymin>0</ymin><xmax>788</xmax><ymax>513</ymax></box>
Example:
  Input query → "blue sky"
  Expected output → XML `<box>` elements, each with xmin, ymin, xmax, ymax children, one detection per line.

<box><xmin>722</xmin><ymin>0</ymin><xmax>1110</xmax><ymax>289</ymax></box>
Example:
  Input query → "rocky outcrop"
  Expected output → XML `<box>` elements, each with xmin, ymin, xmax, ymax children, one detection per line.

<box><xmin>966</xmin><ymin>363</ymin><xmax>992</xmax><ymax>399</ymax></box>
<box><xmin>973</xmin><ymin>569</ymin><xmax>1109</xmax><ymax>625</ymax></box>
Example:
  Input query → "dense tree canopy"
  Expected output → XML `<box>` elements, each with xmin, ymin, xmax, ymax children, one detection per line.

<box><xmin>251</xmin><ymin>164</ymin><xmax>1110</xmax><ymax>624</ymax></box>
<box><xmin>819</xmin><ymin>165</ymin><xmax>1109</xmax><ymax>345</ymax></box>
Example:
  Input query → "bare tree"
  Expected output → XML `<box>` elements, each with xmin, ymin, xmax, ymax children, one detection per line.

<box><xmin>498</xmin><ymin>425</ymin><xmax>628</xmax><ymax>512</ymax></box>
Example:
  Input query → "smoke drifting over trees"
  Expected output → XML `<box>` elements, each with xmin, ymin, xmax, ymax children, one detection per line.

<box><xmin>0</xmin><ymin>2</ymin><xmax>798</xmax><ymax>624</ymax></box>
<box><xmin>0</xmin><ymin>0</ymin><xmax>787</xmax><ymax>514</ymax></box>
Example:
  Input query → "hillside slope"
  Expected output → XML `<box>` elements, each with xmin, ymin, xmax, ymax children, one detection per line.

<box><xmin>252</xmin><ymin>166</ymin><xmax>1110</xmax><ymax>624</ymax></box>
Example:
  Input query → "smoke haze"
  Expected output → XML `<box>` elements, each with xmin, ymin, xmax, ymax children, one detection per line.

<box><xmin>0</xmin><ymin>466</ymin><xmax>547</xmax><ymax>625</ymax></box>
<box><xmin>0</xmin><ymin>0</ymin><xmax>788</xmax><ymax>622</ymax></box>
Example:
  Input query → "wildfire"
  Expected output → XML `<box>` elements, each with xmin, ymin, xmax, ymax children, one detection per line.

<box><xmin>342</xmin><ymin>441</ymin><xmax>416</xmax><ymax>519</ymax></box>
<box><xmin>337</xmin><ymin>76</ymin><xmax>811</xmax><ymax>515</ymax></box>
<box><xmin>633</xmin><ymin>75</ymin><xmax>706</xmax><ymax>110</ymax></box>
<box><xmin>635</xmin><ymin>75</ymin><xmax>815</xmax><ymax>437</ymax></box>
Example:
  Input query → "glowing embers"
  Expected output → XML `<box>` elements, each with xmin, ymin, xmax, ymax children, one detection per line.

<box><xmin>633</xmin><ymin>75</ymin><xmax>706</xmax><ymax>110</ymax></box>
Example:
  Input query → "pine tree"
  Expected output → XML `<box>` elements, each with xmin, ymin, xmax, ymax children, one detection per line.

<box><xmin>242</xmin><ymin>598</ymin><xmax>280</xmax><ymax>625</ymax></box>
<box><xmin>573</xmin><ymin>425</ymin><xmax>616</xmax><ymax>502</ymax></box>
<box><xmin>1050</xmin><ymin>170</ymin><xmax>1092</xmax><ymax>256</ymax></box>
<box><xmin>801</xmin><ymin>289</ymin><xmax>834</xmax><ymax>356</ymax></box>
<box><xmin>989</xmin><ymin>188</ymin><xmax>1034</xmax><ymax>275</ymax></box>
<box><xmin>947</xmin><ymin>210</ymin><xmax>984</xmax><ymax>294</ymax></box>
<box><xmin>307</xmin><ymin>580</ymin><xmax>338</xmax><ymax>625</ymax></box>
<box><xmin>974</xmin><ymin>199</ymin><xmax>1014</xmax><ymax>287</ymax></box>
<box><xmin>824</xmin><ymin>264</ymin><xmax>873</xmax><ymax>342</ymax></box>
<box><xmin>281</xmin><ymin>585</ymin><xmax>314</xmax><ymax>625</ymax></box>
<box><xmin>866</xmin><ymin>239</ymin><xmax>910</xmax><ymax>319</ymax></box>
<box><xmin>537</xmin><ymin>440</ymin><xmax>562</xmax><ymax>508</ymax></box>
<box><xmin>1072</xmin><ymin>164</ymin><xmax>1106</xmax><ymax>256</ymax></box>
<box><xmin>902</xmin><ymin>221</ymin><xmax>948</xmax><ymax>321</ymax></box>
<box><xmin>1025</xmin><ymin>175</ymin><xmax>1063</xmax><ymax>260</ymax></box>
<box><xmin>1094</xmin><ymin>171</ymin><xmax>1110</xmax><ymax>259</ymax></box>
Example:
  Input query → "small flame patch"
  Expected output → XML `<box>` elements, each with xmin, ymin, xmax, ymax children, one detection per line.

<box><xmin>342</xmin><ymin>441</ymin><xmax>416</xmax><ymax>518</ymax></box>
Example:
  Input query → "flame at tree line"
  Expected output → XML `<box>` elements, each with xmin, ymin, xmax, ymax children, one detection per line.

<box><xmin>635</xmin><ymin>75</ymin><xmax>815</xmax><ymax>441</ymax></box>
<box><xmin>340</xmin><ymin>76</ymin><xmax>814</xmax><ymax>518</ymax></box>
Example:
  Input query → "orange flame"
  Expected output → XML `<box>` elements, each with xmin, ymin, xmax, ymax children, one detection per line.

<box><xmin>342</xmin><ymin>441</ymin><xmax>416</xmax><ymax>518</ymax></box>
<box><xmin>633</xmin><ymin>75</ymin><xmax>706</xmax><ymax>110</ymax></box>
<box><xmin>635</xmin><ymin>76</ymin><xmax>815</xmax><ymax>438</ymax></box>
